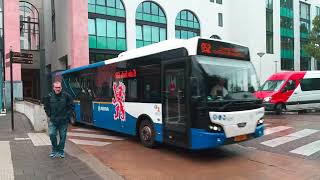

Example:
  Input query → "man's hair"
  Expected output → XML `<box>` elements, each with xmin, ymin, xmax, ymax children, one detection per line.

<box><xmin>53</xmin><ymin>80</ymin><xmax>62</xmax><ymax>86</ymax></box>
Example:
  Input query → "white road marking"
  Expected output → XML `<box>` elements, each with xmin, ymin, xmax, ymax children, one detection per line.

<box><xmin>290</xmin><ymin>140</ymin><xmax>320</xmax><ymax>156</ymax></box>
<box><xmin>261</xmin><ymin>129</ymin><xmax>319</xmax><ymax>147</ymax></box>
<box><xmin>14</xmin><ymin>137</ymin><xmax>30</xmax><ymax>141</ymax></box>
<box><xmin>72</xmin><ymin>128</ymin><xmax>96</xmax><ymax>132</ymax></box>
<box><xmin>67</xmin><ymin>132</ymin><xmax>124</xmax><ymax>140</ymax></box>
<box><xmin>28</xmin><ymin>133</ymin><xmax>51</xmax><ymax>146</ymax></box>
<box><xmin>264</xmin><ymin>126</ymin><xmax>292</xmax><ymax>135</ymax></box>
<box><xmin>69</xmin><ymin>139</ymin><xmax>111</xmax><ymax>146</ymax></box>
<box><xmin>0</xmin><ymin>141</ymin><xmax>14</xmax><ymax>180</ymax></box>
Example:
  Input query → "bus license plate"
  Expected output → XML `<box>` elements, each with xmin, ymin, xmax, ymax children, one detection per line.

<box><xmin>234</xmin><ymin>135</ymin><xmax>248</xmax><ymax>142</ymax></box>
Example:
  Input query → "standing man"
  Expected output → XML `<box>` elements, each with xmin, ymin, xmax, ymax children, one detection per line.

<box><xmin>44</xmin><ymin>80</ymin><xmax>74</xmax><ymax>158</ymax></box>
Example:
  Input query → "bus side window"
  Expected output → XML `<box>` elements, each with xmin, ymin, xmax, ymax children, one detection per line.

<box><xmin>139</xmin><ymin>64</ymin><xmax>161</xmax><ymax>103</ymax></box>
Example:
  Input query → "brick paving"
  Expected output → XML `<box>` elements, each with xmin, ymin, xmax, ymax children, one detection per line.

<box><xmin>0</xmin><ymin>112</ymin><xmax>123</xmax><ymax>180</ymax></box>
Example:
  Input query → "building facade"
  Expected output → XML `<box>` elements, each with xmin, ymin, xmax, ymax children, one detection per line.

<box><xmin>0</xmin><ymin>0</ymin><xmax>45</xmax><ymax>110</ymax></box>
<box><xmin>1</xmin><ymin>0</ymin><xmax>320</xmax><ymax>110</ymax></box>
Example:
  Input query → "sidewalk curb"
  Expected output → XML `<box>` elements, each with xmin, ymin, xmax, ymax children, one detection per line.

<box><xmin>65</xmin><ymin>138</ymin><xmax>125</xmax><ymax>180</ymax></box>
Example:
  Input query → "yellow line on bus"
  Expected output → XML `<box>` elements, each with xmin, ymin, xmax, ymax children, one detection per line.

<box><xmin>73</xmin><ymin>101</ymin><xmax>112</xmax><ymax>104</ymax></box>
<box><xmin>93</xmin><ymin>101</ymin><xmax>112</xmax><ymax>104</ymax></box>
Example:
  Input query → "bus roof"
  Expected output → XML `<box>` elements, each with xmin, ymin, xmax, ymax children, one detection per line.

<box><xmin>62</xmin><ymin>37</ymin><xmax>248</xmax><ymax>74</ymax></box>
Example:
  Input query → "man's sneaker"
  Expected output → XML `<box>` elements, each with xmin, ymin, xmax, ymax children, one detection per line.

<box><xmin>49</xmin><ymin>151</ymin><xmax>57</xmax><ymax>158</ymax></box>
<box><xmin>58</xmin><ymin>152</ymin><xmax>65</xmax><ymax>158</ymax></box>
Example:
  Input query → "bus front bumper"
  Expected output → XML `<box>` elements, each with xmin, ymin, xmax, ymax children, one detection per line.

<box><xmin>190</xmin><ymin>124</ymin><xmax>264</xmax><ymax>150</ymax></box>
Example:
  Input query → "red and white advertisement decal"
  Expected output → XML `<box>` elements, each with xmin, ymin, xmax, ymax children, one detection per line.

<box><xmin>112</xmin><ymin>81</ymin><xmax>126</xmax><ymax>121</ymax></box>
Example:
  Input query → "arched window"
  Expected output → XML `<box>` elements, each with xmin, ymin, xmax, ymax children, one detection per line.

<box><xmin>19</xmin><ymin>1</ymin><xmax>40</xmax><ymax>50</ymax></box>
<box><xmin>136</xmin><ymin>1</ymin><xmax>167</xmax><ymax>48</ymax></box>
<box><xmin>88</xmin><ymin>0</ymin><xmax>126</xmax><ymax>63</ymax></box>
<box><xmin>175</xmin><ymin>10</ymin><xmax>200</xmax><ymax>39</ymax></box>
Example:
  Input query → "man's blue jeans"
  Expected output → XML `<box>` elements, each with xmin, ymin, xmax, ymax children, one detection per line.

<box><xmin>48</xmin><ymin>120</ymin><xmax>68</xmax><ymax>153</ymax></box>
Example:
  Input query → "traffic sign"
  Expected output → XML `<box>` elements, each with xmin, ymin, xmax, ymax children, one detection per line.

<box><xmin>12</xmin><ymin>58</ymin><xmax>33</xmax><ymax>64</ymax></box>
<box><xmin>15</xmin><ymin>52</ymin><xmax>33</xmax><ymax>58</ymax></box>
<box><xmin>5</xmin><ymin>51</ymin><xmax>34</xmax><ymax>64</ymax></box>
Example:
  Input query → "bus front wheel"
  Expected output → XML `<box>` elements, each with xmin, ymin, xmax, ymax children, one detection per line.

<box><xmin>139</xmin><ymin>119</ymin><xmax>156</xmax><ymax>148</ymax></box>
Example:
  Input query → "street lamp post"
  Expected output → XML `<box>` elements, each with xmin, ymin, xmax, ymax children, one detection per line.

<box><xmin>257</xmin><ymin>52</ymin><xmax>265</xmax><ymax>86</ymax></box>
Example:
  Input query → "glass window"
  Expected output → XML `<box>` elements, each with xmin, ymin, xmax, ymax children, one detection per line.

<box><xmin>97</xmin><ymin>19</ymin><xmax>106</xmax><ymax>36</ymax></box>
<box><xmin>139</xmin><ymin>64</ymin><xmax>161</xmax><ymax>103</ymax></box>
<box><xmin>88</xmin><ymin>19</ymin><xmax>96</xmax><ymax>35</ymax></box>
<box><xmin>143</xmin><ymin>25</ymin><xmax>151</xmax><ymax>41</ymax></box>
<box><xmin>216</xmin><ymin>0</ymin><xmax>222</xmax><ymax>4</ymax></box>
<box><xmin>281</xmin><ymin>0</ymin><xmax>293</xmax><ymax>9</ymax></box>
<box><xmin>136</xmin><ymin>25</ymin><xmax>142</xmax><ymax>40</ymax></box>
<box><xmin>283</xmin><ymin>80</ymin><xmax>296</xmax><ymax>91</ymax></box>
<box><xmin>117</xmin><ymin>22</ymin><xmax>125</xmax><ymax>38</ymax></box>
<box><xmin>266</xmin><ymin>12</ymin><xmax>273</xmax><ymax>32</ymax></box>
<box><xmin>20</xmin><ymin>2</ymin><xmax>40</xmax><ymax>50</ymax></box>
<box><xmin>218</xmin><ymin>13</ymin><xmax>223</xmax><ymax>27</ymax></box>
<box><xmin>107</xmin><ymin>20</ymin><xmax>116</xmax><ymax>37</ymax></box>
<box><xmin>88</xmin><ymin>0</ymin><xmax>126</xmax><ymax>60</ymax></box>
<box><xmin>300</xmin><ymin>2</ymin><xmax>310</xmax><ymax>20</ymax></box>
<box><xmin>136</xmin><ymin>1</ymin><xmax>167</xmax><ymax>47</ymax></box>
<box><xmin>175</xmin><ymin>10</ymin><xmax>200</xmax><ymax>39</ymax></box>
<box><xmin>316</xmin><ymin>6</ymin><xmax>320</xmax><ymax>16</ymax></box>
<box><xmin>260</xmin><ymin>80</ymin><xmax>284</xmax><ymax>91</ymax></box>
<box><xmin>266</xmin><ymin>0</ymin><xmax>273</xmax><ymax>9</ymax></box>
<box><xmin>97</xmin><ymin>0</ymin><xmax>105</xmax><ymax>6</ymax></box>
<box><xmin>266</xmin><ymin>33</ymin><xmax>273</xmax><ymax>53</ymax></box>
<box><xmin>301</xmin><ymin>78</ymin><xmax>320</xmax><ymax>91</ymax></box>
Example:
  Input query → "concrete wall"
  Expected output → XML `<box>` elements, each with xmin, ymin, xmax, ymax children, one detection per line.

<box><xmin>14</xmin><ymin>101</ymin><xmax>48</xmax><ymax>132</ymax></box>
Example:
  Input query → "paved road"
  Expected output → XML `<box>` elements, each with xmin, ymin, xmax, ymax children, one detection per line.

<box><xmin>68</xmin><ymin>113</ymin><xmax>320</xmax><ymax>180</ymax></box>
<box><xmin>240</xmin><ymin>113</ymin><xmax>320</xmax><ymax>161</ymax></box>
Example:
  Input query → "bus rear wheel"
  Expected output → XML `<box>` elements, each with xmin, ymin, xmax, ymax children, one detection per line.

<box><xmin>275</xmin><ymin>103</ymin><xmax>285</xmax><ymax>115</ymax></box>
<box><xmin>139</xmin><ymin>119</ymin><xmax>156</xmax><ymax>148</ymax></box>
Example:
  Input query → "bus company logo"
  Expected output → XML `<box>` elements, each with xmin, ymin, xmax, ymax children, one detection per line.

<box><xmin>212</xmin><ymin>114</ymin><xmax>233</xmax><ymax>121</ymax></box>
<box><xmin>98</xmin><ymin>106</ymin><xmax>109</xmax><ymax>112</ymax></box>
<box><xmin>212</xmin><ymin>114</ymin><xmax>226</xmax><ymax>121</ymax></box>
<box><xmin>112</xmin><ymin>82</ymin><xmax>126</xmax><ymax>121</ymax></box>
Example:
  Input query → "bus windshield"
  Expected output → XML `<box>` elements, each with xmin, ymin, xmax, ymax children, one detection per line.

<box><xmin>259</xmin><ymin>80</ymin><xmax>285</xmax><ymax>91</ymax></box>
<box><xmin>194</xmin><ymin>56</ymin><xmax>259</xmax><ymax>101</ymax></box>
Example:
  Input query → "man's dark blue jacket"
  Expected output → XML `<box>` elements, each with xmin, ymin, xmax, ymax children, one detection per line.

<box><xmin>44</xmin><ymin>91</ymin><xmax>74</xmax><ymax>123</ymax></box>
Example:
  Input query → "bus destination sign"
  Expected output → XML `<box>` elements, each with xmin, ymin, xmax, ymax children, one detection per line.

<box><xmin>197</xmin><ymin>39</ymin><xmax>250</xmax><ymax>61</ymax></box>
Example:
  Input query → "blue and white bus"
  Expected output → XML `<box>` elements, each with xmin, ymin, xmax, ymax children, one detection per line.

<box><xmin>61</xmin><ymin>37</ymin><xmax>265</xmax><ymax>149</ymax></box>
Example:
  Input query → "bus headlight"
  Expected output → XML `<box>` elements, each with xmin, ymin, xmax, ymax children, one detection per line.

<box><xmin>208</xmin><ymin>124</ymin><xmax>223</xmax><ymax>132</ymax></box>
<box><xmin>263</xmin><ymin>97</ymin><xmax>272</xmax><ymax>102</ymax></box>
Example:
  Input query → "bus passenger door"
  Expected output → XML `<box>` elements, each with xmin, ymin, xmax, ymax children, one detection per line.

<box><xmin>162</xmin><ymin>61</ymin><xmax>189</xmax><ymax>147</ymax></box>
<box><xmin>80</xmin><ymin>77</ymin><xmax>93</xmax><ymax>125</ymax></box>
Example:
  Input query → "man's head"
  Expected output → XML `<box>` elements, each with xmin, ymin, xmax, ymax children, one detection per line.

<box><xmin>53</xmin><ymin>81</ymin><xmax>62</xmax><ymax>94</ymax></box>
<box><xmin>218</xmin><ymin>78</ymin><xmax>225</xmax><ymax>86</ymax></box>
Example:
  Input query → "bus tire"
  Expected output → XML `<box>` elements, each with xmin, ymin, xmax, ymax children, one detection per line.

<box><xmin>70</xmin><ymin>112</ymin><xmax>78</xmax><ymax>126</ymax></box>
<box><xmin>139</xmin><ymin>119</ymin><xmax>156</xmax><ymax>148</ymax></box>
<box><xmin>275</xmin><ymin>103</ymin><xmax>285</xmax><ymax>115</ymax></box>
